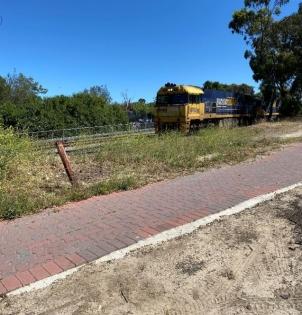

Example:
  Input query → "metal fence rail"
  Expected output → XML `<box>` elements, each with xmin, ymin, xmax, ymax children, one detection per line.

<box><xmin>20</xmin><ymin>122</ymin><xmax>155</xmax><ymax>142</ymax></box>
<box><xmin>17</xmin><ymin>122</ymin><xmax>155</xmax><ymax>153</ymax></box>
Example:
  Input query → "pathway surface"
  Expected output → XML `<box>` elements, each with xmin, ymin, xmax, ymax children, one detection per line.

<box><xmin>0</xmin><ymin>143</ymin><xmax>302</xmax><ymax>294</ymax></box>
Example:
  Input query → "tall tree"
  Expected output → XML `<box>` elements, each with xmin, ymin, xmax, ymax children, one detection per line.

<box><xmin>0</xmin><ymin>77</ymin><xmax>9</xmax><ymax>103</ymax></box>
<box><xmin>276</xmin><ymin>4</ymin><xmax>302</xmax><ymax>114</ymax></box>
<box><xmin>121</xmin><ymin>90</ymin><xmax>132</xmax><ymax>110</ymax></box>
<box><xmin>229</xmin><ymin>0</ymin><xmax>302</xmax><ymax>115</ymax></box>
<box><xmin>83</xmin><ymin>85</ymin><xmax>111</xmax><ymax>103</ymax></box>
<box><xmin>5</xmin><ymin>72</ymin><xmax>47</xmax><ymax>105</ymax></box>
<box><xmin>203</xmin><ymin>81</ymin><xmax>254</xmax><ymax>95</ymax></box>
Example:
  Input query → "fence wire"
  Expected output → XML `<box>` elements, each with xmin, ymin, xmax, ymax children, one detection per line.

<box><xmin>17</xmin><ymin>122</ymin><xmax>155</xmax><ymax>153</ymax></box>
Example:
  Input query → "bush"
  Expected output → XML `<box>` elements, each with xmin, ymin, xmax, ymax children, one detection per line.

<box><xmin>0</xmin><ymin>94</ymin><xmax>129</xmax><ymax>133</ymax></box>
<box><xmin>280</xmin><ymin>96</ymin><xmax>302</xmax><ymax>116</ymax></box>
<box><xmin>0</xmin><ymin>128</ymin><xmax>52</xmax><ymax>219</ymax></box>
<box><xmin>0</xmin><ymin>128</ymin><xmax>33</xmax><ymax>179</ymax></box>
<box><xmin>0</xmin><ymin>73</ymin><xmax>129</xmax><ymax>133</ymax></box>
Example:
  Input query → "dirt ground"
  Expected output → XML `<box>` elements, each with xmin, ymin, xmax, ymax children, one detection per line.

<box><xmin>1</xmin><ymin>187</ymin><xmax>302</xmax><ymax>315</ymax></box>
<box><xmin>251</xmin><ymin>118</ymin><xmax>302</xmax><ymax>139</ymax></box>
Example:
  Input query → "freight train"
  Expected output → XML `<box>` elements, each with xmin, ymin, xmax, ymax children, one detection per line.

<box><xmin>155</xmin><ymin>83</ymin><xmax>279</xmax><ymax>133</ymax></box>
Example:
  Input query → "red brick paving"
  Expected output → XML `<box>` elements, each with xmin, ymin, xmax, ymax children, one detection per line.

<box><xmin>15</xmin><ymin>271</ymin><xmax>35</xmax><ymax>286</ymax></box>
<box><xmin>42</xmin><ymin>261</ymin><xmax>63</xmax><ymax>276</ymax></box>
<box><xmin>2</xmin><ymin>276</ymin><xmax>21</xmax><ymax>292</ymax></box>
<box><xmin>0</xmin><ymin>143</ymin><xmax>302</xmax><ymax>293</ymax></box>
<box><xmin>29</xmin><ymin>265</ymin><xmax>49</xmax><ymax>281</ymax></box>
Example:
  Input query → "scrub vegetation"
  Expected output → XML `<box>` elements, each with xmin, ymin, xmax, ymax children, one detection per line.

<box><xmin>0</xmin><ymin>73</ymin><xmax>129</xmax><ymax>133</ymax></box>
<box><xmin>0</xmin><ymin>120</ymin><xmax>301</xmax><ymax>220</ymax></box>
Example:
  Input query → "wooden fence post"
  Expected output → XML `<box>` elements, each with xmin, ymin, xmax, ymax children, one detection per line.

<box><xmin>55</xmin><ymin>141</ymin><xmax>77</xmax><ymax>186</ymax></box>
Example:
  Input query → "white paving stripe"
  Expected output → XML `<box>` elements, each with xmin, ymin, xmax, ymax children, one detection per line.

<box><xmin>8</xmin><ymin>181</ymin><xmax>302</xmax><ymax>296</ymax></box>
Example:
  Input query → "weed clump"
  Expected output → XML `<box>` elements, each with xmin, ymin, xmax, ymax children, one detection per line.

<box><xmin>0</xmin><ymin>128</ymin><xmax>49</xmax><ymax>219</ymax></box>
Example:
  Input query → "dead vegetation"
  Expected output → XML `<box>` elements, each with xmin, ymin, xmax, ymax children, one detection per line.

<box><xmin>250</xmin><ymin>117</ymin><xmax>302</xmax><ymax>139</ymax></box>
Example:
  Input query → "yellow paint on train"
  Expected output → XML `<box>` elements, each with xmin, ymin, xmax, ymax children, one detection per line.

<box><xmin>155</xmin><ymin>83</ymin><xmax>278</xmax><ymax>133</ymax></box>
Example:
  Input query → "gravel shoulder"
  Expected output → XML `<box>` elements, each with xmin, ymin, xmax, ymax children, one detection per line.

<box><xmin>1</xmin><ymin>187</ymin><xmax>302</xmax><ymax>315</ymax></box>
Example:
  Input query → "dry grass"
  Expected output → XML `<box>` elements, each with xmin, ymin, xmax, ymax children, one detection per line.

<box><xmin>0</xmin><ymin>120</ymin><xmax>301</xmax><ymax>220</ymax></box>
<box><xmin>95</xmin><ymin>127</ymin><xmax>272</xmax><ymax>185</ymax></box>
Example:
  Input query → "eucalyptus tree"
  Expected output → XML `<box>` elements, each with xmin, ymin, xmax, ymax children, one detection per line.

<box><xmin>229</xmin><ymin>0</ymin><xmax>302</xmax><ymax>115</ymax></box>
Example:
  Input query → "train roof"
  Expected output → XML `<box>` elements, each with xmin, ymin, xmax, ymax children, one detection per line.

<box><xmin>158</xmin><ymin>84</ymin><xmax>204</xmax><ymax>95</ymax></box>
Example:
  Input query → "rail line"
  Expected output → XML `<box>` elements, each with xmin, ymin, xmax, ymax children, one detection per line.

<box><xmin>61</xmin><ymin>129</ymin><xmax>155</xmax><ymax>154</ymax></box>
<box><xmin>25</xmin><ymin>123</ymin><xmax>155</xmax><ymax>153</ymax></box>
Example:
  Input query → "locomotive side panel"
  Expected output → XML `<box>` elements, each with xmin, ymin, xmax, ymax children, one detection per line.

<box><xmin>155</xmin><ymin>84</ymin><xmax>279</xmax><ymax>133</ymax></box>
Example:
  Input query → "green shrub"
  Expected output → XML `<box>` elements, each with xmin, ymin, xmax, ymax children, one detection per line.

<box><xmin>0</xmin><ymin>128</ymin><xmax>33</xmax><ymax>179</ymax></box>
<box><xmin>0</xmin><ymin>128</ymin><xmax>52</xmax><ymax>219</ymax></box>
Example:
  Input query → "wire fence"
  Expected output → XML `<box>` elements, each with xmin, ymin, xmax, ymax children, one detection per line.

<box><xmin>15</xmin><ymin>122</ymin><xmax>155</xmax><ymax>154</ymax></box>
<box><xmin>19</xmin><ymin>122</ymin><xmax>155</xmax><ymax>143</ymax></box>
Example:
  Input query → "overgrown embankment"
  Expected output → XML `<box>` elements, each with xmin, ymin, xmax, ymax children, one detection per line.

<box><xmin>0</xmin><ymin>121</ymin><xmax>301</xmax><ymax>220</ymax></box>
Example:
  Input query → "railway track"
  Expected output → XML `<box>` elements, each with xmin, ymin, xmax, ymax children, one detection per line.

<box><xmin>32</xmin><ymin>127</ymin><xmax>155</xmax><ymax>154</ymax></box>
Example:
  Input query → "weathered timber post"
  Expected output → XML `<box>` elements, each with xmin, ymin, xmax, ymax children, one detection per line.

<box><xmin>55</xmin><ymin>141</ymin><xmax>77</xmax><ymax>186</ymax></box>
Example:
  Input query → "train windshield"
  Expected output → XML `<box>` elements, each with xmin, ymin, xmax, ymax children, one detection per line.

<box><xmin>156</xmin><ymin>94</ymin><xmax>188</xmax><ymax>106</ymax></box>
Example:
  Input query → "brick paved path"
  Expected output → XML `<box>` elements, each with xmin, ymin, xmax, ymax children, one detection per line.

<box><xmin>0</xmin><ymin>144</ymin><xmax>302</xmax><ymax>294</ymax></box>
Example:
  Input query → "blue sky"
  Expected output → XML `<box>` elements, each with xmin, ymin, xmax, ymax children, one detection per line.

<box><xmin>0</xmin><ymin>0</ymin><xmax>300</xmax><ymax>102</ymax></box>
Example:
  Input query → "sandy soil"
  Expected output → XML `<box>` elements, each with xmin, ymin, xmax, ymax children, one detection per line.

<box><xmin>251</xmin><ymin>119</ymin><xmax>302</xmax><ymax>140</ymax></box>
<box><xmin>1</xmin><ymin>187</ymin><xmax>302</xmax><ymax>315</ymax></box>
<box><xmin>280</xmin><ymin>130</ymin><xmax>302</xmax><ymax>139</ymax></box>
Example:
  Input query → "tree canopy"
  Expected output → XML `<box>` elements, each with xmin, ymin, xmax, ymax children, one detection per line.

<box><xmin>229</xmin><ymin>0</ymin><xmax>302</xmax><ymax>115</ymax></box>
<box><xmin>0</xmin><ymin>72</ymin><xmax>129</xmax><ymax>133</ymax></box>
<box><xmin>203</xmin><ymin>81</ymin><xmax>255</xmax><ymax>95</ymax></box>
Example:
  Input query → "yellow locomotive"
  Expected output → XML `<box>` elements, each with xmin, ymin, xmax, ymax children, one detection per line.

<box><xmin>155</xmin><ymin>83</ymin><xmax>278</xmax><ymax>133</ymax></box>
